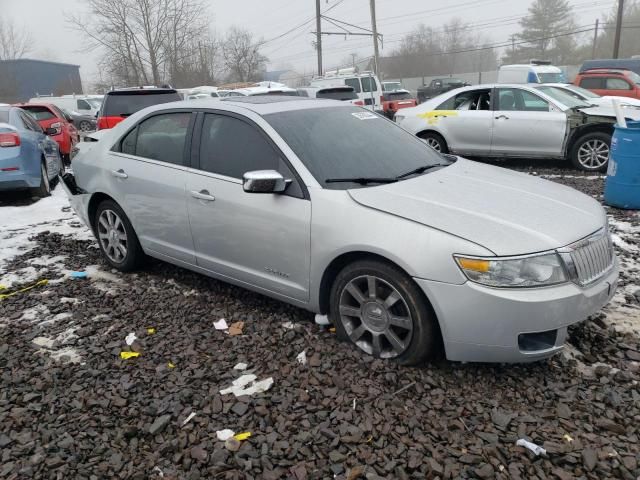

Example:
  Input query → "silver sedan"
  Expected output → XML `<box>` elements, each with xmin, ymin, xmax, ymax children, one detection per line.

<box><xmin>395</xmin><ymin>83</ymin><xmax>640</xmax><ymax>172</ymax></box>
<box><xmin>62</xmin><ymin>97</ymin><xmax>618</xmax><ymax>364</ymax></box>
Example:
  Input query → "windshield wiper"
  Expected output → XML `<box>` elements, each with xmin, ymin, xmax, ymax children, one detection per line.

<box><xmin>325</xmin><ymin>177</ymin><xmax>398</xmax><ymax>185</ymax></box>
<box><xmin>395</xmin><ymin>163</ymin><xmax>448</xmax><ymax>180</ymax></box>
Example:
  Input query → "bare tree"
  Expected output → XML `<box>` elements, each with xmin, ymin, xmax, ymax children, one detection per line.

<box><xmin>222</xmin><ymin>27</ymin><xmax>268</xmax><ymax>83</ymax></box>
<box><xmin>0</xmin><ymin>18</ymin><xmax>33</xmax><ymax>60</ymax></box>
<box><xmin>69</xmin><ymin>0</ymin><xmax>213</xmax><ymax>87</ymax></box>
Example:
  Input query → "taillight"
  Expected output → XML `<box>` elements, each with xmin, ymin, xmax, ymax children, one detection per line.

<box><xmin>0</xmin><ymin>132</ymin><xmax>20</xmax><ymax>147</ymax></box>
<box><xmin>354</xmin><ymin>100</ymin><xmax>364</xmax><ymax>106</ymax></box>
<box><xmin>97</xmin><ymin>117</ymin><xmax>108</xmax><ymax>130</ymax></box>
<box><xmin>50</xmin><ymin>122</ymin><xmax>62</xmax><ymax>136</ymax></box>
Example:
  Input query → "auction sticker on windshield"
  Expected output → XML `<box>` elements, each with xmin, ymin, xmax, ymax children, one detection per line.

<box><xmin>351</xmin><ymin>111</ymin><xmax>378</xmax><ymax>120</ymax></box>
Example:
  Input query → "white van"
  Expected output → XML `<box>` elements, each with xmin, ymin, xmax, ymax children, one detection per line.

<box><xmin>497</xmin><ymin>62</ymin><xmax>567</xmax><ymax>84</ymax></box>
<box><xmin>28</xmin><ymin>95</ymin><xmax>102</xmax><ymax>116</ymax></box>
<box><xmin>310</xmin><ymin>68</ymin><xmax>383</xmax><ymax>110</ymax></box>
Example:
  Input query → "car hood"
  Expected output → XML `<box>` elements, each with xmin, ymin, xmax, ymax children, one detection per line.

<box><xmin>347</xmin><ymin>158</ymin><xmax>605</xmax><ymax>256</ymax></box>
<box><xmin>578</xmin><ymin>105</ymin><xmax>640</xmax><ymax>120</ymax></box>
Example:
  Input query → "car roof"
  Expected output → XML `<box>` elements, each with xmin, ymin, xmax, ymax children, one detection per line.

<box><xmin>106</xmin><ymin>87</ymin><xmax>178</xmax><ymax>95</ymax></box>
<box><xmin>138</xmin><ymin>96</ymin><xmax>349</xmax><ymax>117</ymax></box>
<box><xmin>579</xmin><ymin>69</ymin><xmax>629</xmax><ymax>75</ymax></box>
<box><xmin>14</xmin><ymin>103</ymin><xmax>56</xmax><ymax>109</ymax></box>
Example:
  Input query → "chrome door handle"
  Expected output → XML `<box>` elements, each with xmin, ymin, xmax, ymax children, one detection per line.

<box><xmin>111</xmin><ymin>169</ymin><xmax>128</xmax><ymax>179</ymax></box>
<box><xmin>495</xmin><ymin>115</ymin><xmax>509</xmax><ymax>120</ymax></box>
<box><xmin>191</xmin><ymin>190</ymin><xmax>216</xmax><ymax>202</ymax></box>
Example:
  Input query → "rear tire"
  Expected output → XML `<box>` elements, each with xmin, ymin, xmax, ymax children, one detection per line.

<box><xmin>418</xmin><ymin>131</ymin><xmax>449</xmax><ymax>154</ymax></box>
<box><xmin>94</xmin><ymin>200</ymin><xmax>144</xmax><ymax>272</ymax></box>
<box><xmin>329</xmin><ymin>259</ymin><xmax>440</xmax><ymax>365</ymax></box>
<box><xmin>79</xmin><ymin>120</ymin><xmax>93</xmax><ymax>132</ymax></box>
<box><xmin>570</xmin><ymin>131</ymin><xmax>610</xmax><ymax>172</ymax></box>
<box><xmin>31</xmin><ymin>161</ymin><xmax>51</xmax><ymax>198</ymax></box>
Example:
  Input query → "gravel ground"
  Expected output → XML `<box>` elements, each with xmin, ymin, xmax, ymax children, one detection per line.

<box><xmin>1</xmin><ymin>162</ymin><xmax>639</xmax><ymax>480</ymax></box>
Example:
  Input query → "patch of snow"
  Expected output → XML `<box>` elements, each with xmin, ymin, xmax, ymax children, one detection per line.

<box><xmin>32</xmin><ymin>337</ymin><xmax>55</xmax><ymax>348</ymax></box>
<box><xmin>49</xmin><ymin>347</ymin><xmax>82</xmax><ymax>364</ymax></box>
<box><xmin>611</xmin><ymin>233</ymin><xmax>640</xmax><ymax>253</ymax></box>
<box><xmin>0</xmin><ymin>186</ymin><xmax>94</xmax><ymax>273</ymax></box>
<box><xmin>27</xmin><ymin>255</ymin><xmax>67</xmax><ymax>267</ymax></box>
<box><xmin>37</xmin><ymin>312</ymin><xmax>73</xmax><ymax>327</ymax></box>
<box><xmin>0</xmin><ymin>266</ymin><xmax>45</xmax><ymax>289</ymax></box>
<box><xmin>539</xmin><ymin>174</ymin><xmax>604</xmax><ymax>180</ymax></box>
<box><xmin>56</xmin><ymin>328</ymin><xmax>78</xmax><ymax>344</ymax></box>
<box><xmin>20</xmin><ymin>305</ymin><xmax>50</xmax><ymax>322</ymax></box>
<box><xmin>60</xmin><ymin>297</ymin><xmax>80</xmax><ymax>304</ymax></box>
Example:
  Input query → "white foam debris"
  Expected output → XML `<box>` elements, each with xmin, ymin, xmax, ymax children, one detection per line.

<box><xmin>32</xmin><ymin>337</ymin><xmax>55</xmax><ymax>348</ymax></box>
<box><xmin>19</xmin><ymin>305</ymin><xmax>50</xmax><ymax>322</ymax></box>
<box><xmin>37</xmin><ymin>312</ymin><xmax>73</xmax><ymax>327</ymax></box>
<box><xmin>60</xmin><ymin>297</ymin><xmax>80</xmax><ymax>305</ymax></box>
<box><xmin>220</xmin><ymin>374</ymin><xmax>274</xmax><ymax>397</ymax></box>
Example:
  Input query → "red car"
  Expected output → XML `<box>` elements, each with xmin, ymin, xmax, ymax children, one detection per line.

<box><xmin>14</xmin><ymin>103</ymin><xmax>79</xmax><ymax>164</ymax></box>
<box><xmin>573</xmin><ymin>69</ymin><xmax>640</xmax><ymax>100</ymax></box>
<box><xmin>381</xmin><ymin>90</ymin><xmax>417</xmax><ymax>119</ymax></box>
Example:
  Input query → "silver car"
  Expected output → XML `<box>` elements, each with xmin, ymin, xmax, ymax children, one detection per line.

<box><xmin>62</xmin><ymin>97</ymin><xmax>618</xmax><ymax>364</ymax></box>
<box><xmin>395</xmin><ymin>83</ymin><xmax>640</xmax><ymax>172</ymax></box>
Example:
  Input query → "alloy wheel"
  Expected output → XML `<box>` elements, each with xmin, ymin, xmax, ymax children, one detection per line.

<box><xmin>577</xmin><ymin>139</ymin><xmax>609</xmax><ymax>169</ymax></box>
<box><xmin>97</xmin><ymin>209</ymin><xmax>128</xmax><ymax>263</ymax></box>
<box><xmin>338</xmin><ymin>275</ymin><xmax>413</xmax><ymax>359</ymax></box>
<box><xmin>426</xmin><ymin>138</ymin><xmax>442</xmax><ymax>152</ymax></box>
<box><xmin>79</xmin><ymin>121</ymin><xmax>92</xmax><ymax>132</ymax></box>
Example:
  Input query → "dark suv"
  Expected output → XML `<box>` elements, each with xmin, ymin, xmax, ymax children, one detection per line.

<box><xmin>97</xmin><ymin>87</ymin><xmax>182</xmax><ymax>130</ymax></box>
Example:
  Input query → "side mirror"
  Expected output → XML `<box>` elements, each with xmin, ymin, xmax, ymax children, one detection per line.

<box><xmin>45</xmin><ymin>127</ymin><xmax>57</xmax><ymax>136</ymax></box>
<box><xmin>243</xmin><ymin>170</ymin><xmax>287</xmax><ymax>194</ymax></box>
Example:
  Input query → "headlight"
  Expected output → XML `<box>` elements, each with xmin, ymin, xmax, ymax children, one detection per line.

<box><xmin>455</xmin><ymin>253</ymin><xmax>567</xmax><ymax>288</ymax></box>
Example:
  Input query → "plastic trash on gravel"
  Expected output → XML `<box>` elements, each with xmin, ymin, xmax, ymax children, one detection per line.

<box><xmin>296</xmin><ymin>350</ymin><xmax>307</xmax><ymax>365</ymax></box>
<box><xmin>516</xmin><ymin>438</ymin><xmax>547</xmax><ymax>456</ymax></box>
<box><xmin>234</xmin><ymin>362</ymin><xmax>248</xmax><ymax>371</ymax></box>
<box><xmin>216</xmin><ymin>429</ymin><xmax>235</xmax><ymax>441</ymax></box>
<box><xmin>220</xmin><ymin>374</ymin><xmax>274</xmax><ymax>397</ymax></box>
<box><xmin>125</xmin><ymin>332</ymin><xmax>137</xmax><ymax>346</ymax></box>
<box><xmin>214</xmin><ymin>319</ymin><xmax>228</xmax><ymax>330</ymax></box>
<box><xmin>228</xmin><ymin>321</ymin><xmax>244</xmax><ymax>336</ymax></box>
<box><xmin>234</xmin><ymin>432</ymin><xmax>251</xmax><ymax>441</ymax></box>
<box><xmin>314</xmin><ymin>314</ymin><xmax>330</xmax><ymax>326</ymax></box>
<box><xmin>182</xmin><ymin>412</ymin><xmax>196</xmax><ymax>426</ymax></box>
<box><xmin>120</xmin><ymin>351</ymin><xmax>140</xmax><ymax>360</ymax></box>
<box><xmin>70</xmin><ymin>271</ymin><xmax>88</xmax><ymax>279</ymax></box>
<box><xmin>147</xmin><ymin>327</ymin><xmax>156</xmax><ymax>335</ymax></box>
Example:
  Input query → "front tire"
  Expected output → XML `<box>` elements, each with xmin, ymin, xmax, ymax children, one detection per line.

<box><xmin>418</xmin><ymin>131</ymin><xmax>449</xmax><ymax>154</ymax></box>
<box><xmin>79</xmin><ymin>120</ymin><xmax>93</xmax><ymax>132</ymax></box>
<box><xmin>329</xmin><ymin>259</ymin><xmax>440</xmax><ymax>365</ymax></box>
<box><xmin>94</xmin><ymin>200</ymin><xmax>144</xmax><ymax>272</ymax></box>
<box><xmin>31</xmin><ymin>161</ymin><xmax>51</xmax><ymax>198</ymax></box>
<box><xmin>570</xmin><ymin>132</ymin><xmax>610</xmax><ymax>172</ymax></box>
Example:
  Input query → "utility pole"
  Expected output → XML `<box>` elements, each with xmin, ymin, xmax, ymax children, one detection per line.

<box><xmin>315</xmin><ymin>0</ymin><xmax>323</xmax><ymax>76</ymax></box>
<box><xmin>613</xmin><ymin>0</ymin><xmax>625</xmax><ymax>59</ymax></box>
<box><xmin>511</xmin><ymin>35</ymin><xmax>516</xmax><ymax>58</ymax></box>
<box><xmin>350</xmin><ymin>53</ymin><xmax>357</xmax><ymax>69</ymax></box>
<box><xmin>369</xmin><ymin>0</ymin><xmax>380</xmax><ymax>76</ymax></box>
<box><xmin>591</xmin><ymin>19</ymin><xmax>599</xmax><ymax>59</ymax></box>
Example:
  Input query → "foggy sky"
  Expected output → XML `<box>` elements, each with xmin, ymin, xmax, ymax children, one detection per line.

<box><xmin>2</xmin><ymin>0</ymin><xmax>615</xmax><ymax>87</ymax></box>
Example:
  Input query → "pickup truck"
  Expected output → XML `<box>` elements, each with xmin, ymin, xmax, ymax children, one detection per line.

<box><xmin>417</xmin><ymin>78</ymin><xmax>469</xmax><ymax>103</ymax></box>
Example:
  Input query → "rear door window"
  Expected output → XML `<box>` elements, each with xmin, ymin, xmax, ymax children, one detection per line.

<box><xmin>579</xmin><ymin>77</ymin><xmax>605</xmax><ymax>89</ymax></box>
<box><xmin>103</xmin><ymin>91</ymin><xmax>182</xmax><ymax>117</ymax></box>
<box><xmin>129</xmin><ymin>113</ymin><xmax>191</xmax><ymax>165</ymax></box>
<box><xmin>361</xmin><ymin>77</ymin><xmax>377</xmax><ymax>93</ymax></box>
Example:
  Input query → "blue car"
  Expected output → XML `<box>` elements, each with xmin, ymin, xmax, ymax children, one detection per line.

<box><xmin>0</xmin><ymin>105</ymin><xmax>63</xmax><ymax>197</ymax></box>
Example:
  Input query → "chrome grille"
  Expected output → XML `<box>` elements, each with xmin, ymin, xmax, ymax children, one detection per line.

<box><xmin>566</xmin><ymin>229</ymin><xmax>614</xmax><ymax>286</ymax></box>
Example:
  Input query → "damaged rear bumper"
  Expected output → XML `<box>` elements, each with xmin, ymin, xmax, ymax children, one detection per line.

<box><xmin>60</xmin><ymin>172</ymin><xmax>92</xmax><ymax>230</ymax></box>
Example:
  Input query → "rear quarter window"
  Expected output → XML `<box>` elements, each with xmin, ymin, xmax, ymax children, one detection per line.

<box><xmin>579</xmin><ymin>77</ymin><xmax>605</xmax><ymax>89</ymax></box>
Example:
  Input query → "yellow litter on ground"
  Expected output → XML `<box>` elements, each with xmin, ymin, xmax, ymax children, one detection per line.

<box><xmin>147</xmin><ymin>328</ymin><xmax>156</xmax><ymax>334</ymax></box>
<box><xmin>120</xmin><ymin>351</ymin><xmax>140</xmax><ymax>360</ymax></box>
<box><xmin>233</xmin><ymin>432</ymin><xmax>252</xmax><ymax>441</ymax></box>
<box><xmin>0</xmin><ymin>279</ymin><xmax>48</xmax><ymax>300</ymax></box>
<box><xmin>168</xmin><ymin>362</ymin><xmax>176</xmax><ymax>369</ymax></box>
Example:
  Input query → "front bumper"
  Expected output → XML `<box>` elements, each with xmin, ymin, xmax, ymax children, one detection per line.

<box><xmin>60</xmin><ymin>172</ymin><xmax>92</xmax><ymax>228</ymax></box>
<box><xmin>415</xmin><ymin>260</ymin><xmax>619</xmax><ymax>363</ymax></box>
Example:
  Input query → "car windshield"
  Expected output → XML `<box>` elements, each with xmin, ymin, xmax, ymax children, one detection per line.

<box><xmin>103</xmin><ymin>91</ymin><xmax>181</xmax><ymax>116</ymax></box>
<box><xmin>629</xmin><ymin>71</ymin><xmax>640</xmax><ymax>85</ymax></box>
<box><xmin>21</xmin><ymin>106</ymin><xmax>56</xmax><ymax>121</ymax></box>
<box><xmin>0</xmin><ymin>109</ymin><xmax>9</xmax><ymax>123</ymax></box>
<box><xmin>538</xmin><ymin>72</ymin><xmax>566</xmax><ymax>83</ymax></box>
<box><xmin>566</xmin><ymin>85</ymin><xmax>600</xmax><ymax>98</ymax></box>
<box><xmin>443</xmin><ymin>79</ymin><xmax>464</xmax><ymax>85</ymax></box>
<box><xmin>534</xmin><ymin>86</ymin><xmax>592</xmax><ymax>109</ymax></box>
<box><xmin>383</xmin><ymin>82</ymin><xmax>402</xmax><ymax>91</ymax></box>
<box><xmin>384</xmin><ymin>92</ymin><xmax>413</xmax><ymax>100</ymax></box>
<box><xmin>265</xmin><ymin>106</ymin><xmax>445</xmax><ymax>189</ymax></box>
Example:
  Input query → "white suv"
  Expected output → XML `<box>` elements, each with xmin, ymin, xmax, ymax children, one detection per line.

<box><xmin>311</xmin><ymin>69</ymin><xmax>383</xmax><ymax>110</ymax></box>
